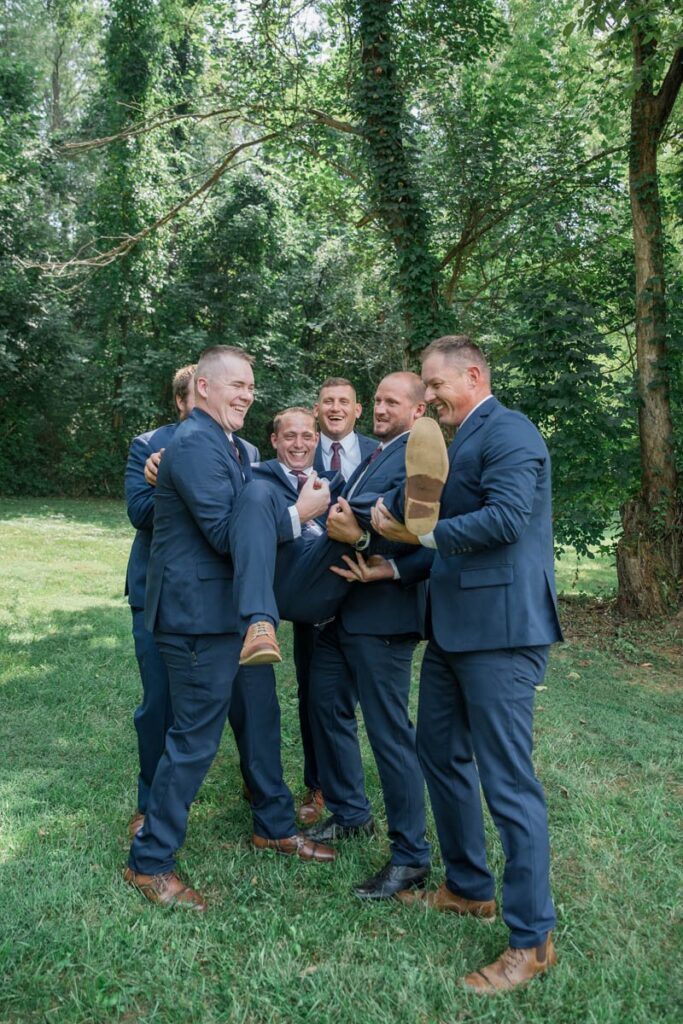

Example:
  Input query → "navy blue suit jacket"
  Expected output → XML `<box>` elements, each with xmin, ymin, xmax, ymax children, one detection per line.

<box><xmin>252</xmin><ymin>460</ymin><xmax>344</xmax><ymax>525</ymax></box>
<box><xmin>125</xmin><ymin>422</ymin><xmax>180</xmax><ymax>609</ymax></box>
<box><xmin>125</xmin><ymin>422</ymin><xmax>259</xmax><ymax>610</ymax></box>
<box><xmin>313</xmin><ymin>432</ymin><xmax>376</xmax><ymax>475</ymax></box>
<box><xmin>428</xmin><ymin>397</ymin><xmax>563</xmax><ymax>652</ymax></box>
<box><xmin>341</xmin><ymin>434</ymin><xmax>429</xmax><ymax>637</ymax></box>
<box><xmin>144</xmin><ymin>408</ymin><xmax>265</xmax><ymax>635</ymax></box>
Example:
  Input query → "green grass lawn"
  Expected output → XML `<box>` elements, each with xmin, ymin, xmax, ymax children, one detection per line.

<box><xmin>0</xmin><ymin>498</ymin><xmax>681</xmax><ymax>1024</ymax></box>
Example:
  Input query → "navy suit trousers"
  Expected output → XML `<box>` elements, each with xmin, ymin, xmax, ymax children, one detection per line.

<box><xmin>417</xmin><ymin>642</ymin><xmax>556</xmax><ymax>947</ymax></box>
<box><xmin>131</xmin><ymin>608</ymin><xmax>174</xmax><ymax>814</ymax></box>
<box><xmin>292</xmin><ymin>623</ymin><xmax>321</xmax><ymax>791</ymax></box>
<box><xmin>309</xmin><ymin>622</ymin><xmax>430</xmax><ymax>866</ymax></box>
<box><xmin>129</xmin><ymin>632</ymin><xmax>242</xmax><ymax>875</ymax></box>
<box><xmin>230</xmin><ymin>480</ymin><xmax>351</xmax><ymax>630</ymax></box>
<box><xmin>228</xmin><ymin>664</ymin><xmax>296</xmax><ymax>839</ymax></box>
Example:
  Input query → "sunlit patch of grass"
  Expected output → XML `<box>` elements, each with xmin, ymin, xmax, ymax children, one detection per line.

<box><xmin>0</xmin><ymin>499</ymin><xmax>681</xmax><ymax>1024</ymax></box>
<box><xmin>555</xmin><ymin>544</ymin><xmax>617</xmax><ymax>598</ymax></box>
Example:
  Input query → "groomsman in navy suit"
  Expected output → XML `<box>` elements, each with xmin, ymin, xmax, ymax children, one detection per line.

<box><xmin>372</xmin><ymin>335</ymin><xmax>563</xmax><ymax>992</ymax></box>
<box><xmin>124</xmin><ymin>364</ymin><xmax>196</xmax><ymax>839</ymax></box>
<box><xmin>304</xmin><ymin>373</ymin><xmax>432</xmax><ymax>900</ymax></box>
<box><xmin>124</xmin><ymin>364</ymin><xmax>263</xmax><ymax>839</ymax></box>
<box><xmin>312</xmin><ymin>377</ymin><xmax>376</xmax><ymax>477</ymax></box>
<box><xmin>294</xmin><ymin>378</ymin><xmax>375</xmax><ymax>825</ymax></box>
<box><xmin>237</xmin><ymin>406</ymin><xmax>343</xmax><ymax>839</ymax></box>
<box><xmin>124</xmin><ymin>346</ymin><xmax>335</xmax><ymax>911</ymax></box>
<box><xmin>258</xmin><ymin>379</ymin><xmax>373</xmax><ymax>826</ymax></box>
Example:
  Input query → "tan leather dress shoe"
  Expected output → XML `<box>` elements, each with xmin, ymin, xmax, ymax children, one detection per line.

<box><xmin>404</xmin><ymin>417</ymin><xmax>449</xmax><ymax>535</ymax></box>
<box><xmin>297</xmin><ymin>788</ymin><xmax>325</xmax><ymax>825</ymax></box>
<box><xmin>252</xmin><ymin>832</ymin><xmax>337</xmax><ymax>862</ymax></box>
<box><xmin>123</xmin><ymin>867</ymin><xmax>207</xmax><ymax>911</ymax></box>
<box><xmin>463</xmin><ymin>932</ymin><xmax>557</xmax><ymax>993</ymax></box>
<box><xmin>397</xmin><ymin>882</ymin><xmax>496</xmax><ymax>920</ymax></box>
<box><xmin>127</xmin><ymin>812</ymin><xmax>145</xmax><ymax>840</ymax></box>
<box><xmin>239</xmin><ymin>622</ymin><xmax>282</xmax><ymax>666</ymax></box>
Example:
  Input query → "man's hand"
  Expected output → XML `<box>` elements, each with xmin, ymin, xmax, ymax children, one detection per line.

<box><xmin>144</xmin><ymin>449</ymin><xmax>164</xmax><ymax>487</ymax></box>
<box><xmin>329</xmin><ymin>552</ymin><xmax>395</xmax><ymax>583</ymax></box>
<box><xmin>371</xmin><ymin>498</ymin><xmax>420</xmax><ymax>545</ymax></box>
<box><xmin>326</xmin><ymin>496</ymin><xmax>362</xmax><ymax>544</ymax></box>
<box><xmin>295</xmin><ymin>472</ymin><xmax>331</xmax><ymax>522</ymax></box>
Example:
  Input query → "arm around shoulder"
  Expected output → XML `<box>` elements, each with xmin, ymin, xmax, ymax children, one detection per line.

<box><xmin>125</xmin><ymin>436</ymin><xmax>156</xmax><ymax>531</ymax></box>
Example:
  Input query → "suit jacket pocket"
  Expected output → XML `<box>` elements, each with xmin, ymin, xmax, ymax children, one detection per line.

<box><xmin>196</xmin><ymin>560</ymin><xmax>233</xmax><ymax>580</ymax></box>
<box><xmin>459</xmin><ymin>565</ymin><xmax>513</xmax><ymax>588</ymax></box>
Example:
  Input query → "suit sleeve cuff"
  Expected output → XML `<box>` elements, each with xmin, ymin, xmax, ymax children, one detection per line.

<box><xmin>288</xmin><ymin>505</ymin><xmax>302</xmax><ymax>539</ymax></box>
<box><xmin>388</xmin><ymin>558</ymin><xmax>400</xmax><ymax>580</ymax></box>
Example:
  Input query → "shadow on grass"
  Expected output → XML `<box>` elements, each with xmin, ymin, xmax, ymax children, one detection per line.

<box><xmin>0</xmin><ymin>497</ymin><xmax>128</xmax><ymax>531</ymax></box>
<box><xmin>0</xmin><ymin>604</ymin><xmax>248</xmax><ymax>869</ymax></box>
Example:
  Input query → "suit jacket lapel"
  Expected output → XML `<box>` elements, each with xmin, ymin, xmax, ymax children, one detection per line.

<box><xmin>344</xmin><ymin>436</ymin><xmax>403</xmax><ymax>495</ymax></box>
<box><xmin>313</xmin><ymin>444</ymin><xmax>325</xmax><ymax>474</ymax></box>
<box><xmin>448</xmin><ymin>397</ymin><xmax>498</xmax><ymax>459</ymax></box>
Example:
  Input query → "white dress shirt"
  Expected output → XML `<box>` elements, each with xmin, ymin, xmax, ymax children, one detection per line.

<box><xmin>279</xmin><ymin>463</ymin><xmax>323</xmax><ymax>539</ymax></box>
<box><xmin>319</xmin><ymin>431</ymin><xmax>362</xmax><ymax>478</ymax></box>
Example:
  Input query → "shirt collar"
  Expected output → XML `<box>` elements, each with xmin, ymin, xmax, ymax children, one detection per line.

<box><xmin>321</xmin><ymin>431</ymin><xmax>354</xmax><ymax>454</ymax></box>
<box><xmin>276</xmin><ymin>461</ymin><xmax>313</xmax><ymax>481</ymax></box>
<box><xmin>378</xmin><ymin>430</ymin><xmax>409</xmax><ymax>452</ymax></box>
<box><xmin>459</xmin><ymin>394</ymin><xmax>493</xmax><ymax>430</ymax></box>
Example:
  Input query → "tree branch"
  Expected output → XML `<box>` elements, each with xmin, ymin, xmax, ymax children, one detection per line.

<box><xmin>654</xmin><ymin>46</ymin><xmax>683</xmax><ymax>129</ymax></box>
<box><xmin>60</xmin><ymin>106</ymin><xmax>241</xmax><ymax>154</ymax></box>
<box><xmin>306</xmin><ymin>108</ymin><xmax>363</xmax><ymax>135</ymax></box>
<box><xmin>21</xmin><ymin>131</ymin><xmax>281</xmax><ymax>275</ymax></box>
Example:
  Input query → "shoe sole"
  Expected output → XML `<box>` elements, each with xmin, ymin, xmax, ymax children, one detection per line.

<box><xmin>404</xmin><ymin>418</ymin><xmax>449</xmax><ymax>535</ymax></box>
<box><xmin>239</xmin><ymin>648</ymin><xmax>282</xmax><ymax>666</ymax></box>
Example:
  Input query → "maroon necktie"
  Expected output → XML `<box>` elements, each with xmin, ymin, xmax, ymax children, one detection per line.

<box><xmin>367</xmin><ymin>445</ymin><xmax>382</xmax><ymax>464</ymax></box>
<box><xmin>229</xmin><ymin>439</ymin><xmax>241</xmax><ymax>464</ymax></box>
<box><xmin>290</xmin><ymin>470</ymin><xmax>308</xmax><ymax>492</ymax></box>
<box><xmin>330</xmin><ymin>441</ymin><xmax>343</xmax><ymax>473</ymax></box>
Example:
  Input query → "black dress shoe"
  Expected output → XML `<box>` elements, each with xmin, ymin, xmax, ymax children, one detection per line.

<box><xmin>304</xmin><ymin>815</ymin><xmax>375</xmax><ymax>843</ymax></box>
<box><xmin>353</xmin><ymin>861</ymin><xmax>431</xmax><ymax>900</ymax></box>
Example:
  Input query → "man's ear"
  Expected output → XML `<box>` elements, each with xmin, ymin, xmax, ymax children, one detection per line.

<box><xmin>196</xmin><ymin>375</ymin><xmax>210</xmax><ymax>399</ymax></box>
<box><xmin>270</xmin><ymin>432</ymin><xmax>278</xmax><ymax>451</ymax></box>
<box><xmin>354</xmin><ymin>402</ymin><xmax>362</xmax><ymax>422</ymax></box>
<box><xmin>467</xmin><ymin>366</ymin><xmax>482</xmax><ymax>388</ymax></box>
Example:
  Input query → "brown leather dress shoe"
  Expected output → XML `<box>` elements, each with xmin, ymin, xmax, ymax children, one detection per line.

<box><xmin>297</xmin><ymin>788</ymin><xmax>325</xmax><ymax>825</ymax></box>
<box><xmin>123</xmin><ymin>867</ymin><xmax>207</xmax><ymax>911</ymax></box>
<box><xmin>397</xmin><ymin>882</ymin><xmax>496</xmax><ymax>921</ymax></box>
<box><xmin>239</xmin><ymin>622</ymin><xmax>282</xmax><ymax>666</ymax></box>
<box><xmin>463</xmin><ymin>932</ymin><xmax>557</xmax><ymax>993</ymax></box>
<box><xmin>404</xmin><ymin>417</ymin><xmax>449</xmax><ymax>535</ymax></box>
<box><xmin>127</xmin><ymin>812</ymin><xmax>145</xmax><ymax>840</ymax></box>
<box><xmin>252</xmin><ymin>832</ymin><xmax>337</xmax><ymax>863</ymax></box>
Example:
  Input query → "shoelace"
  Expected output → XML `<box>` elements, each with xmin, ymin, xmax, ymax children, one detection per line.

<box><xmin>499</xmin><ymin>946</ymin><xmax>527</xmax><ymax>982</ymax></box>
<box><xmin>249</xmin><ymin>622</ymin><xmax>273</xmax><ymax>638</ymax></box>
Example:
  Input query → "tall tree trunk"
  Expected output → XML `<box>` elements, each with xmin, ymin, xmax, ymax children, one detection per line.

<box><xmin>615</xmin><ymin>32</ymin><xmax>683</xmax><ymax>616</ymax></box>
<box><xmin>354</xmin><ymin>0</ymin><xmax>444</xmax><ymax>355</ymax></box>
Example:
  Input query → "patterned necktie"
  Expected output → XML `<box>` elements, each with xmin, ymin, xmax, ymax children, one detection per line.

<box><xmin>229</xmin><ymin>439</ymin><xmax>241</xmax><ymax>464</ymax></box>
<box><xmin>367</xmin><ymin>445</ymin><xmax>382</xmax><ymax>465</ymax></box>
<box><xmin>290</xmin><ymin>470</ymin><xmax>308</xmax><ymax>492</ymax></box>
<box><xmin>290</xmin><ymin>470</ymin><xmax>323</xmax><ymax>537</ymax></box>
<box><xmin>330</xmin><ymin>441</ymin><xmax>343</xmax><ymax>473</ymax></box>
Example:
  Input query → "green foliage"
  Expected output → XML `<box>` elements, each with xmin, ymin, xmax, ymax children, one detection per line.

<box><xmin>0</xmin><ymin>0</ymin><xmax>680</xmax><ymax>561</ymax></box>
